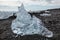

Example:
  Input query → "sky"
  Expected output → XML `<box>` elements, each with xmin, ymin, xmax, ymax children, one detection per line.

<box><xmin>0</xmin><ymin>0</ymin><xmax>60</xmax><ymax>11</ymax></box>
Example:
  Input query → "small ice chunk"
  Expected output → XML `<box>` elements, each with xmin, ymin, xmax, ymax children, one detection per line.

<box><xmin>40</xmin><ymin>13</ymin><xmax>51</xmax><ymax>16</ymax></box>
<box><xmin>45</xmin><ymin>31</ymin><xmax>53</xmax><ymax>37</ymax></box>
<box><xmin>13</xmin><ymin>30</ymin><xmax>18</xmax><ymax>34</ymax></box>
<box><xmin>45</xmin><ymin>10</ymin><xmax>50</xmax><ymax>13</ymax></box>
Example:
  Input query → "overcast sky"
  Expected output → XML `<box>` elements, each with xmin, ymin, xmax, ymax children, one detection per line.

<box><xmin>0</xmin><ymin>0</ymin><xmax>60</xmax><ymax>11</ymax></box>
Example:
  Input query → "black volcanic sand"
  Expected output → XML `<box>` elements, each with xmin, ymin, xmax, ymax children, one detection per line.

<box><xmin>0</xmin><ymin>9</ymin><xmax>60</xmax><ymax>40</ymax></box>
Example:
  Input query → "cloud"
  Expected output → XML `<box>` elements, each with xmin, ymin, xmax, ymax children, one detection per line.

<box><xmin>0</xmin><ymin>0</ymin><xmax>18</xmax><ymax>1</ymax></box>
<box><xmin>20</xmin><ymin>0</ymin><xmax>49</xmax><ymax>6</ymax></box>
<box><xmin>0</xmin><ymin>0</ymin><xmax>20</xmax><ymax>11</ymax></box>
<box><xmin>51</xmin><ymin>0</ymin><xmax>60</xmax><ymax>5</ymax></box>
<box><xmin>0</xmin><ymin>1</ymin><xmax>21</xmax><ymax>6</ymax></box>
<box><xmin>0</xmin><ymin>0</ymin><xmax>60</xmax><ymax>6</ymax></box>
<box><xmin>20</xmin><ymin>0</ymin><xmax>60</xmax><ymax>6</ymax></box>
<box><xmin>0</xmin><ymin>0</ymin><xmax>22</xmax><ymax>6</ymax></box>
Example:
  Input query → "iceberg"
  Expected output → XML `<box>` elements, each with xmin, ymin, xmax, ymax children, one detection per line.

<box><xmin>0</xmin><ymin>6</ymin><xmax>18</xmax><ymax>19</ymax></box>
<box><xmin>0</xmin><ymin>11</ymin><xmax>17</xmax><ymax>19</ymax></box>
<box><xmin>11</xmin><ymin>4</ymin><xmax>53</xmax><ymax>38</ymax></box>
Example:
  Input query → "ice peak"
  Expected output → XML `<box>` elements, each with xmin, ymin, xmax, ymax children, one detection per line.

<box><xmin>18</xmin><ymin>3</ymin><xmax>26</xmax><ymax>12</ymax></box>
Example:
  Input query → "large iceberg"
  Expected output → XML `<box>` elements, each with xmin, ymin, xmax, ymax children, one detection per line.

<box><xmin>11</xmin><ymin>4</ymin><xmax>53</xmax><ymax>38</ymax></box>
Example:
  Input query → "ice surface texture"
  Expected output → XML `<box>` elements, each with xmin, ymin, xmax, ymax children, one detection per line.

<box><xmin>11</xmin><ymin>4</ymin><xmax>53</xmax><ymax>38</ymax></box>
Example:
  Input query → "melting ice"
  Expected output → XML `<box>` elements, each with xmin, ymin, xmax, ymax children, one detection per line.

<box><xmin>11</xmin><ymin>4</ymin><xmax>53</xmax><ymax>38</ymax></box>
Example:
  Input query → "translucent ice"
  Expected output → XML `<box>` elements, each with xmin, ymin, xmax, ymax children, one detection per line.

<box><xmin>11</xmin><ymin>4</ymin><xmax>53</xmax><ymax>38</ymax></box>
